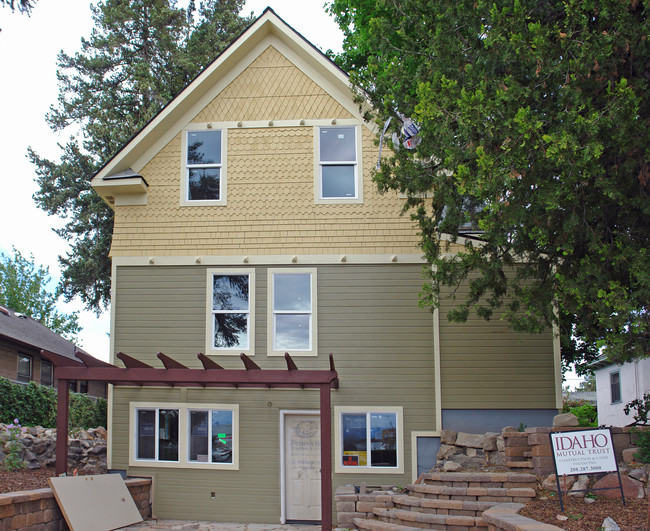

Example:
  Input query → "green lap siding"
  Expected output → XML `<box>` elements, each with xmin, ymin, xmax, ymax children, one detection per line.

<box><xmin>111</xmin><ymin>263</ymin><xmax>437</xmax><ymax>522</ymax></box>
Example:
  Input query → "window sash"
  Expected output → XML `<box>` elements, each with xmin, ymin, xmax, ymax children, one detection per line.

<box><xmin>272</xmin><ymin>272</ymin><xmax>312</xmax><ymax>351</ymax></box>
<box><xmin>135</xmin><ymin>407</ymin><xmax>180</xmax><ymax>462</ymax></box>
<box><xmin>211</xmin><ymin>273</ymin><xmax>250</xmax><ymax>350</ymax></box>
<box><xmin>188</xmin><ymin>409</ymin><xmax>234</xmax><ymax>464</ymax></box>
<box><xmin>186</xmin><ymin>130</ymin><xmax>223</xmax><ymax>201</ymax></box>
<box><xmin>610</xmin><ymin>371</ymin><xmax>621</xmax><ymax>403</ymax></box>
<box><xmin>17</xmin><ymin>355</ymin><xmax>32</xmax><ymax>382</ymax></box>
<box><xmin>40</xmin><ymin>361</ymin><xmax>53</xmax><ymax>386</ymax></box>
<box><xmin>341</xmin><ymin>411</ymin><xmax>398</xmax><ymax>469</ymax></box>
<box><xmin>318</xmin><ymin>126</ymin><xmax>358</xmax><ymax>199</ymax></box>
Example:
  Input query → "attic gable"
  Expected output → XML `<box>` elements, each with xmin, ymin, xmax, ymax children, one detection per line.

<box><xmin>91</xmin><ymin>8</ymin><xmax>364</xmax><ymax>206</ymax></box>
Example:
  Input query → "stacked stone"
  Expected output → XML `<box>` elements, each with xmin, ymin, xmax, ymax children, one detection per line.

<box><xmin>335</xmin><ymin>486</ymin><xmax>396</xmax><ymax>529</ymax></box>
<box><xmin>436</xmin><ymin>430</ymin><xmax>505</xmax><ymax>470</ymax></box>
<box><xmin>0</xmin><ymin>423</ymin><xmax>107</xmax><ymax>472</ymax></box>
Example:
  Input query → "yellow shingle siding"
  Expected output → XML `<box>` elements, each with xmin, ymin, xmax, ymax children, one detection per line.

<box><xmin>109</xmin><ymin>47</ymin><xmax>422</xmax><ymax>257</ymax></box>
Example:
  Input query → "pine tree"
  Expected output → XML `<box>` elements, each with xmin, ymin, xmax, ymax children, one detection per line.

<box><xmin>29</xmin><ymin>0</ymin><xmax>252</xmax><ymax>313</ymax></box>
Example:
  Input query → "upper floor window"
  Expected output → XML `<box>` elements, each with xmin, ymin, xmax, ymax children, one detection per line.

<box><xmin>182</xmin><ymin>128</ymin><xmax>226</xmax><ymax>206</ymax></box>
<box><xmin>40</xmin><ymin>361</ymin><xmax>53</xmax><ymax>386</ymax></box>
<box><xmin>206</xmin><ymin>269</ymin><xmax>255</xmax><ymax>356</ymax></box>
<box><xmin>17</xmin><ymin>354</ymin><xmax>32</xmax><ymax>383</ymax></box>
<box><xmin>316</xmin><ymin>126</ymin><xmax>361</xmax><ymax>203</ymax></box>
<box><xmin>610</xmin><ymin>371</ymin><xmax>621</xmax><ymax>404</ymax></box>
<box><xmin>268</xmin><ymin>269</ymin><xmax>317</xmax><ymax>357</ymax></box>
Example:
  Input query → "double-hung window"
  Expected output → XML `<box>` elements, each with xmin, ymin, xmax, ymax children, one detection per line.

<box><xmin>131</xmin><ymin>403</ymin><xmax>238</xmax><ymax>469</ymax></box>
<box><xmin>335</xmin><ymin>406</ymin><xmax>403</xmax><ymax>474</ymax></box>
<box><xmin>183</xmin><ymin>129</ymin><xmax>226</xmax><ymax>205</ymax></box>
<box><xmin>610</xmin><ymin>371</ymin><xmax>621</xmax><ymax>404</ymax></box>
<box><xmin>268</xmin><ymin>269</ymin><xmax>317</xmax><ymax>356</ymax></box>
<box><xmin>40</xmin><ymin>360</ymin><xmax>53</xmax><ymax>386</ymax></box>
<box><xmin>17</xmin><ymin>354</ymin><xmax>32</xmax><ymax>383</ymax></box>
<box><xmin>206</xmin><ymin>269</ymin><xmax>254</xmax><ymax>356</ymax></box>
<box><xmin>317</xmin><ymin>126</ymin><xmax>361</xmax><ymax>202</ymax></box>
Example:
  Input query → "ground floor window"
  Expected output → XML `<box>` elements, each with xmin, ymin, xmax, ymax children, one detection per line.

<box><xmin>334</xmin><ymin>406</ymin><xmax>403</xmax><ymax>474</ymax></box>
<box><xmin>130</xmin><ymin>402</ymin><xmax>238</xmax><ymax>469</ymax></box>
<box><xmin>17</xmin><ymin>354</ymin><xmax>32</xmax><ymax>383</ymax></box>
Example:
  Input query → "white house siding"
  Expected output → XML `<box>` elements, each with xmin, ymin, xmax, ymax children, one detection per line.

<box><xmin>595</xmin><ymin>358</ymin><xmax>650</xmax><ymax>426</ymax></box>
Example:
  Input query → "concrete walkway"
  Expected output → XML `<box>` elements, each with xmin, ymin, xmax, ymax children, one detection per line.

<box><xmin>120</xmin><ymin>520</ymin><xmax>326</xmax><ymax>530</ymax></box>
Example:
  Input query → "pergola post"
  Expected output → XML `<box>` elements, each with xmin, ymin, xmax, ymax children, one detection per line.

<box><xmin>55</xmin><ymin>379</ymin><xmax>69</xmax><ymax>476</ymax></box>
<box><xmin>320</xmin><ymin>383</ymin><xmax>332</xmax><ymax>530</ymax></box>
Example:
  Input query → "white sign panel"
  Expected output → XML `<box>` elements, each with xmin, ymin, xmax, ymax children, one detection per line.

<box><xmin>550</xmin><ymin>428</ymin><xmax>618</xmax><ymax>476</ymax></box>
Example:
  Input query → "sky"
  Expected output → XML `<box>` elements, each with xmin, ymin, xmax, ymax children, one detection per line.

<box><xmin>0</xmin><ymin>0</ymin><xmax>344</xmax><ymax>362</ymax></box>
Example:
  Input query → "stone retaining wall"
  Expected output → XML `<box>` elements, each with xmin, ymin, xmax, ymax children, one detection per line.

<box><xmin>0</xmin><ymin>424</ymin><xmax>107</xmax><ymax>472</ymax></box>
<box><xmin>0</xmin><ymin>477</ymin><xmax>152</xmax><ymax>531</ymax></box>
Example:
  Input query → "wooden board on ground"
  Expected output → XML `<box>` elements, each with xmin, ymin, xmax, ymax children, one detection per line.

<box><xmin>48</xmin><ymin>474</ymin><xmax>143</xmax><ymax>531</ymax></box>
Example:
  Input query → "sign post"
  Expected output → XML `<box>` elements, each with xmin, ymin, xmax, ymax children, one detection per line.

<box><xmin>549</xmin><ymin>428</ymin><xmax>625</xmax><ymax>512</ymax></box>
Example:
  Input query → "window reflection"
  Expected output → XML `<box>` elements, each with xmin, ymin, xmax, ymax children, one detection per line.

<box><xmin>212</xmin><ymin>274</ymin><xmax>249</xmax><ymax>349</ymax></box>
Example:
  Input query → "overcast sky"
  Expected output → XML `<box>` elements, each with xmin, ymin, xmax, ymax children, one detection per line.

<box><xmin>0</xmin><ymin>0</ymin><xmax>343</xmax><ymax>362</ymax></box>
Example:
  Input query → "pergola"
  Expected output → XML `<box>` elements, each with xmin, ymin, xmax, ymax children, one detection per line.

<box><xmin>41</xmin><ymin>349</ymin><xmax>339</xmax><ymax>530</ymax></box>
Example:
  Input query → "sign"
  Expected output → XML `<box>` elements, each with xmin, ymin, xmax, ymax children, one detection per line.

<box><xmin>342</xmin><ymin>455</ymin><xmax>359</xmax><ymax>467</ymax></box>
<box><xmin>550</xmin><ymin>428</ymin><xmax>618</xmax><ymax>476</ymax></box>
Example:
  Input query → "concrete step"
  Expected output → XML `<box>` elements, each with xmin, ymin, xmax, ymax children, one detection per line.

<box><xmin>354</xmin><ymin>517</ymin><xmax>422</xmax><ymax>531</ymax></box>
<box><xmin>373</xmin><ymin>507</ymin><xmax>487</xmax><ymax>529</ymax></box>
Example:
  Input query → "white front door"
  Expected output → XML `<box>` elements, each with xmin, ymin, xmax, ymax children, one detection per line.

<box><xmin>284</xmin><ymin>413</ymin><xmax>321</xmax><ymax>522</ymax></box>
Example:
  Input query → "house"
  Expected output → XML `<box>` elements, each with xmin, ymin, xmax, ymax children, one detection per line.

<box><xmin>592</xmin><ymin>356</ymin><xmax>650</xmax><ymax>426</ymax></box>
<box><xmin>0</xmin><ymin>305</ymin><xmax>106</xmax><ymax>398</ymax></box>
<box><xmin>89</xmin><ymin>8</ymin><xmax>561</xmax><ymax>525</ymax></box>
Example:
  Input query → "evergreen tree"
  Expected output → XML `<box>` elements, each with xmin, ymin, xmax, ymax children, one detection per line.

<box><xmin>29</xmin><ymin>0</ymin><xmax>252</xmax><ymax>313</ymax></box>
<box><xmin>0</xmin><ymin>248</ymin><xmax>81</xmax><ymax>341</ymax></box>
<box><xmin>328</xmin><ymin>0</ymin><xmax>650</xmax><ymax>371</ymax></box>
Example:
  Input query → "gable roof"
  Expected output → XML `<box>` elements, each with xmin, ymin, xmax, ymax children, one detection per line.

<box><xmin>91</xmin><ymin>7</ymin><xmax>362</xmax><ymax>196</ymax></box>
<box><xmin>0</xmin><ymin>306</ymin><xmax>85</xmax><ymax>364</ymax></box>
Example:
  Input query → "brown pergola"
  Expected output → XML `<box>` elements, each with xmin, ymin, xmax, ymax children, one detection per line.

<box><xmin>41</xmin><ymin>349</ymin><xmax>339</xmax><ymax>530</ymax></box>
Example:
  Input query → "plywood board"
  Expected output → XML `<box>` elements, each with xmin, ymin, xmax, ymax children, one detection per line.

<box><xmin>48</xmin><ymin>474</ymin><xmax>143</xmax><ymax>531</ymax></box>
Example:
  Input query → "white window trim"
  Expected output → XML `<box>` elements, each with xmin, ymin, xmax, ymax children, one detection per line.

<box><xmin>267</xmin><ymin>268</ymin><xmax>317</xmax><ymax>357</ymax></box>
<box><xmin>334</xmin><ymin>406</ymin><xmax>404</xmax><ymax>474</ymax></box>
<box><xmin>205</xmin><ymin>268</ymin><xmax>255</xmax><ymax>356</ymax></box>
<box><xmin>129</xmin><ymin>402</ymin><xmax>239</xmax><ymax>470</ymax></box>
<box><xmin>314</xmin><ymin>125</ymin><xmax>363</xmax><ymax>204</ymax></box>
<box><xmin>410</xmin><ymin>431</ymin><xmax>439</xmax><ymax>483</ymax></box>
<box><xmin>181</xmin><ymin>124</ymin><xmax>227</xmax><ymax>206</ymax></box>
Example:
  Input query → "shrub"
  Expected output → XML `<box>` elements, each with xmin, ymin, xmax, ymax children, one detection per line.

<box><xmin>562</xmin><ymin>397</ymin><xmax>598</xmax><ymax>427</ymax></box>
<box><xmin>632</xmin><ymin>429</ymin><xmax>650</xmax><ymax>463</ymax></box>
<box><xmin>624</xmin><ymin>393</ymin><xmax>650</xmax><ymax>425</ymax></box>
<box><xmin>0</xmin><ymin>377</ymin><xmax>106</xmax><ymax>429</ymax></box>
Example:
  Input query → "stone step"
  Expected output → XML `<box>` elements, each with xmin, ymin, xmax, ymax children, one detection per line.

<box><xmin>391</xmin><ymin>494</ymin><xmax>501</xmax><ymax>516</ymax></box>
<box><xmin>354</xmin><ymin>517</ymin><xmax>422</xmax><ymax>531</ymax></box>
<box><xmin>409</xmin><ymin>483</ymin><xmax>536</xmax><ymax>502</ymax></box>
<box><xmin>419</xmin><ymin>472</ymin><xmax>537</xmax><ymax>486</ymax></box>
<box><xmin>373</xmin><ymin>507</ymin><xmax>487</xmax><ymax>529</ymax></box>
<box><xmin>506</xmin><ymin>461</ymin><xmax>534</xmax><ymax>469</ymax></box>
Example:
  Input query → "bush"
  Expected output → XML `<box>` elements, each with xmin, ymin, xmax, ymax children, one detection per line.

<box><xmin>633</xmin><ymin>429</ymin><xmax>650</xmax><ymax>463</ymax></box>
<box><xmin>0</xmin><ymin>377</ymin><xmax>106</xmax><ymax>429</ymax></box>
<box><xmin>562</xmin><ymin>397</ymin><xmax>598</xmax><ymax>427</ymax></box>
<box><xmin>624</xmin><ymin>393</ymin><xmax>650</xmax><ymax>425</ymax></box>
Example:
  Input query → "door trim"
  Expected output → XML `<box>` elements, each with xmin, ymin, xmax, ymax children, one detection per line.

<box><xmin>280</xmin><ymin>409</ymin><xmax>320</xmax><ymax>524</ymax></box>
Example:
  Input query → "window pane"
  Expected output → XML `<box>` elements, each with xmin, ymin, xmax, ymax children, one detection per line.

<box><xmin>17</xmin><ymin>355</ymin><xmax>31</xmax><ymax>382</ymax></box>
<box><xmin>137</xmin><ymin>410</ymin><xmax>155</xmax><ymax>459</ymax></box>
<box><xmin>212</xmin><ymin>410</ymin><xmax>233</xmax><ymax>463</ymax></box>
<box><xmin>158</xmin><ymin>409</ymin><xmax>179</xmax><ymax>461</ymax></box>
<box><xmin>40</xmin><ymin>362</ymin><xmax>53</xmax><ymax>386</ymax></box>
<box><xmin>320</xmin><ymin>127</ymin><xmax>355</xmax><ymax>161</ymax></box>
<box><xmin>611</xmin><ymin>372</ymin><xmax>621</xmax><ymax>403</ymax></box>
<box><xmin>213</xmin><ymin>313</ymin><xmax>248</xmax><ymax>349</ymax></box>
<box><xmin>274</xmin><ymin>274</ymin><xmax>311</xmax><ymax>311</ymax></box>
<box><xmin>370</xmin><ymin>413</ymin><xmax>397</xmax><ymax>467</ymax></box>
<box><xmin>187</xmin><ymin>130</ymin><xmax>221</xmax><ymax>165</ymax></box>
<box><xmin>213</xmin><ymin>275</ymin><xmax>249</xmax><ymax>311</ymax></box>
<box><xmin>188</xmin><ymin>168</ymin><xmax>220</xmax><ymax>200</ymax></box>
<box><xmin>189</xmin><ymin>410</ymin><xmax>209</xmax><ymax>462</ymax></box>
<box><xmin>321</xmin><ymin>165</ymin><xmax>355</xmax><ymax>198</ymax></box>
<box><xmin>274</xmin><ymin>314</ymin><xmax>310</xmax><ymax>350</ymax></box>
<box><xmin>342</xmin><ymin>414</ymin><xmax>367</xmax><ymax>467</ymax></box>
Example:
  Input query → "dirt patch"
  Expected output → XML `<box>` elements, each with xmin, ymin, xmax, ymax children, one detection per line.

<box><xmin>0</xmin><ymin>466</ymin><xmax>107</xmax><ymax>494</ymax></box>
<box><xmin>520</xmin><ymin>488</ymin><xmax>648</xmax><ymax>530</ymax></box>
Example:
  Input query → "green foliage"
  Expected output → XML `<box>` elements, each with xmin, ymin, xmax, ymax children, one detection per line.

<box><xmin>562</xmin><ymin>398</ymin><xmax>598</xmax><ymax>427</ymax></box>
<box><xmin>632</xmin><ymin>429</ymin><xmax>650</xmax><ymax>463</ymax></box>
<box><xmin>29</xmin><ymin>0</ymin><xmax>252</xmax><ymax>313</ymax></box>
<box><xmin>3</xmin><ymin>419</ymin><xmax>27</xmax><ymax>471</ymax></box>
<box><xmin>0</xmin><ymin>248</ymin><xmax>81</xmax><ymax>341</ymax></box>
<box><xmin>624</xmin><ymin>392</ymin><xmax>650</xmax><ymax>426</ymax></box>
<box><xmin>328</xmin><ymin>0</ymin><xmax>650</xmax><ymax>372</ymax></box>
<box><xmin>0</xmin><ymin>378</ymin><xmax>106</xmax><ymax>429</ymax></box>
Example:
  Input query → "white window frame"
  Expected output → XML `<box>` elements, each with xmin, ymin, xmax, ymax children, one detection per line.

<box><xmin>267</xmin><ymin>268</ymin><xmax>317</xmax><ymax>357</ymax></box>
<box><xmin>181</xmin><ymin>125</ymin><xmax>227</xmax><ymax>206</ymax></box>
<box><xmin>132</xmin><ymin>406</ymin><xmax>181</xmax><ymax>464</ymax></box>
<box><xmin>206</xmin><ymin>268</ymin><xmax>255</xmax><ymax>356</ymax></box>
<box><xmin>610</xmin><ymin>370</ymin><xmax>621</xmax><ymax>404</ymax></box>
<box><xmin>129</xmin><ymin>402</ymin><xmax>239</xmax><ymax>470</ymax></box>
<box><xmin>314</xmin><ymin>125</ymin><xmax>363</xmax><ymax>204</ymax></box>
<box><xmin>334</xmin><ymin>406</ymin><xmax>404</xmax><ymax>474</ymax></box>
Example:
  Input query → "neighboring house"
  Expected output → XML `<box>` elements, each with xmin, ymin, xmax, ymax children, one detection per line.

<box><xmin>90</xmin><ymin>9</ymin><xmax>561</xmax><ymax>525</ymax></box>
<box><xmin>592</xmin><ymin>357</ymin><xmax>650</xmax><ymax>426</ymax></box>
<box><xmin>0</xmin><ymin>305</ymin><xmax>106</xmax><ymax>398</ymax></box>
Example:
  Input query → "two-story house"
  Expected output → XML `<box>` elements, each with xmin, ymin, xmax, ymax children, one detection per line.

<box><xmin>90</xmin><ymin>9</ymin><xmax>561</xmax><ymax>525</ymax></box>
